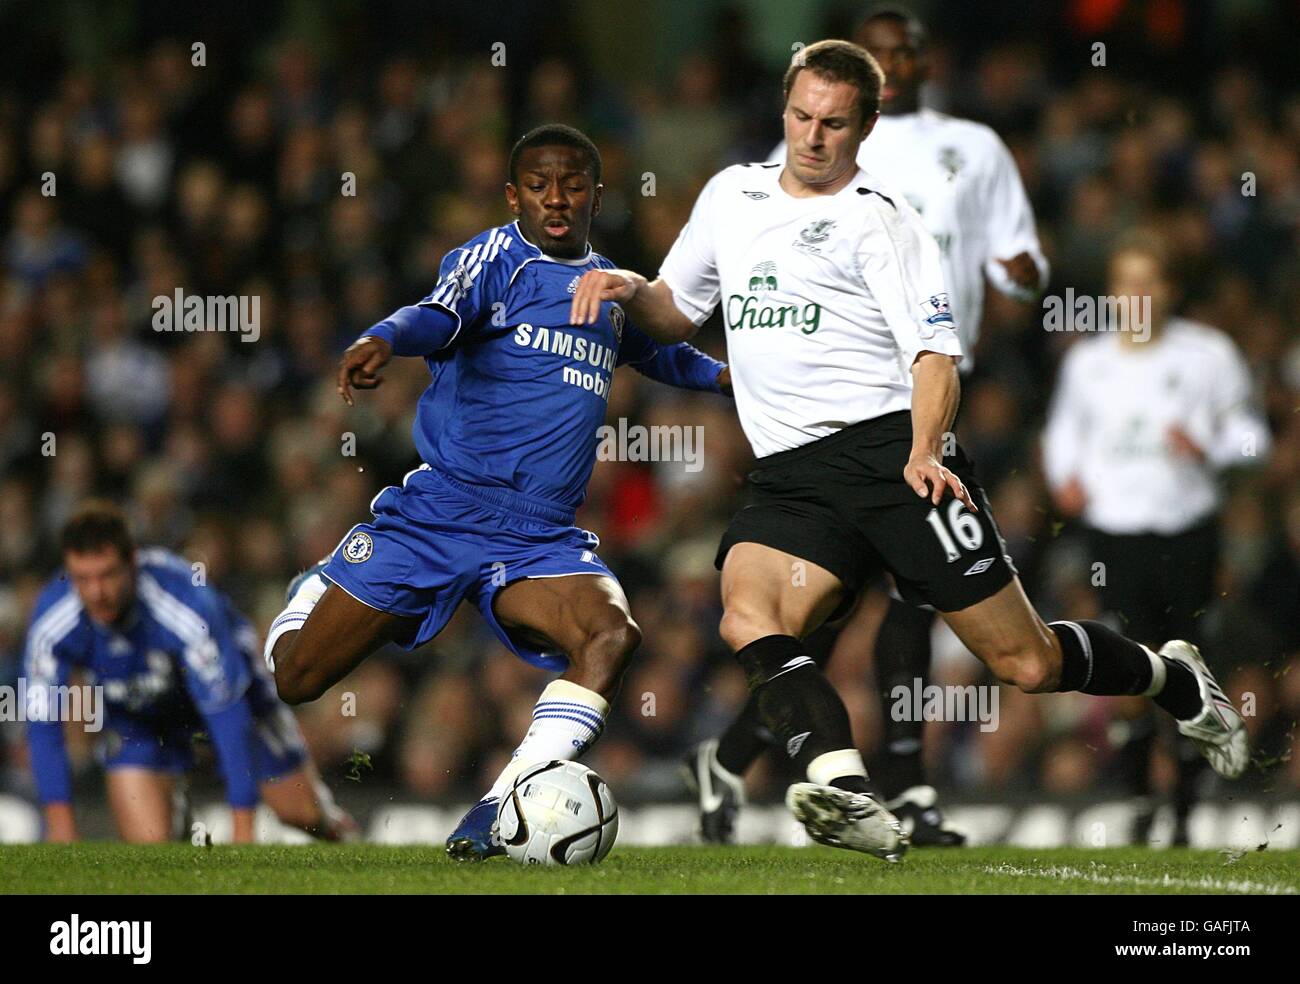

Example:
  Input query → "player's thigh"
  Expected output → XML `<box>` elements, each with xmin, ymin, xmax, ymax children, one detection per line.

<box><xmin>719</xmin><ymin>541</ymin><xmax>844</xmax><ymax>645</ymax></box>
<box><xmin>106</xmin><ymin>768</ymin><xmax>176</xmax><ymax>843</ymax></box>
<box><xmin>493</xmin><ymin>573</ymin><xmax>637</xmax><ymax>655</ymax></box>
<box><xmin>277</xmin><ymin>582</ymin><xmax>419</xmax><ymax>689</ymax></box>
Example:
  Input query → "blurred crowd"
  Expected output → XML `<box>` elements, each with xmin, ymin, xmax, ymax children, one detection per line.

<box><xmin>0</xmin><ymin>1</ymin><xmax>1296</xmax><ymax>810</ymax></box>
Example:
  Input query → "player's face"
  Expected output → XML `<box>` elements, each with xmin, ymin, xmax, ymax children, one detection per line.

<box><xmin>65</xmin><ymin>548</ymin><xmax>136</xmax><ymax>625</ymax></box>
<box><xmin>1108</xmin><ymin>250</ymin><xmax>1170</xmax><ymax>334</ymax></box>
<box><xmin>506</xmin><ymin>145</ymin><xmax>602</xmax><ymax>260</ymax></box>
<box><xmin>856</xmin><ymin>18</ymin><xmax>927</xmax><ymax>115</ymax></box>
<box><xmin>783</xmin><ymin>71</ymin><xmax>875</xmax><ymax>193</ymax></box>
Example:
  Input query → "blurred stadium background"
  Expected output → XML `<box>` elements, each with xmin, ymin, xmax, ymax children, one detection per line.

<box><xmin>0</xmin><ymin>0</ymin><xmax>1296</xmax><ymax>847</ymax></box>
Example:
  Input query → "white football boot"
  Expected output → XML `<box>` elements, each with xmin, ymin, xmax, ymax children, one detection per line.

<box><xmin>786</xmin><ymin>782</ymin><xmax>908</xmax><ymax>862</ymax></box>
<box><xmin>1160</xmin><ymin>640</ymin><xmax>1249</xmax><ymax>780</ymax></box>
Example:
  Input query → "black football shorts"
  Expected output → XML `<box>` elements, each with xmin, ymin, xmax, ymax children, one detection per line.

<box><xmin>716</xmin><ymin>411</ymin><xmax>1016</xmax><ymax>614</ymax></box>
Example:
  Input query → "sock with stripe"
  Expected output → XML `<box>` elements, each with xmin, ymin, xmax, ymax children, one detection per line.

<box><xmin>715</xmin><ymin>624</ymin><xmax>837</xmax><ymax>775</ymax></box>
<box><xmin>735</xmin><ymin>634</ymin><xmax>868</xmax><ymax>791</ymax></box>
<box><xmin>263</xmin><ymin>573</ymin><xmax>328</xmax><ymax>672</ymax></box>
<box><xmin>485</xmin><ymin>679</ymin><xmax>609</xmax><ymax>801</ymax></box>
<box><xmin>1049</xmin><ymin>620</ymin><xmax>1201</xmax><ymax>718</ymax></box>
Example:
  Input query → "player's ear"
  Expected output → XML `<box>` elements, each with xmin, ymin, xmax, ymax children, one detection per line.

<box><xmin>591</xmin><ymin>183</ymin><xmax>603</xmax><ymax>219</ymax></box>
<box><xmin>860</xmin><ymin>110</ymin><xmax>880</xmax><ymax>140</ymax></box>
<box><xmin>504</xmin><ymin>182</ymin><xmax>521</xmax><ymax>215</ymax></box>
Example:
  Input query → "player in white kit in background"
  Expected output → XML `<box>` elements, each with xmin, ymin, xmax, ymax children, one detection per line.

<box><xmin>571</xmin><ymin>38</ymin><xmax>1248</xmax><ymax>860</ymax></box>
<box><xmin>1043</xmin><ymin>233</ymin><xmax>1271</xmax><ymax>844</ymax></box>
<box><xmin>686</xmin><ymin>6</ymin><xmax>1051</xmax><ymax>846</ymax></box>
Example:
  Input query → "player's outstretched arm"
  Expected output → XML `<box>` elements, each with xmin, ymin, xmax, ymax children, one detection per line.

<box><xmin>23</xmin><ymin>614</ymin><xmax>79</xmax><ymax>841</ymax></box>
<box><xmin>570</xmin><ymin>270</ymin><xmax>699</xmax><ymax>344</ymax></box>
<box><xmin>628</xmin><ymin>338</ymin><xmax>731</xmax><ymax>395</ymax></box>
<box><xmin>905</xmin><ymin>351</ymin><xmax>975</xmax><ymax>510</ymax></box>
<box><xmin>339</xmin><ymin>302</ymin><xmax>462</xmax><ymax>406</ymax></box>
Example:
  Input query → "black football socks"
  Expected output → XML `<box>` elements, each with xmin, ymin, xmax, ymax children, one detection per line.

<box><xmin>1050</xmin><ymin>620</ymin><xmax>1202</xmax><ymax>719</ymax></box>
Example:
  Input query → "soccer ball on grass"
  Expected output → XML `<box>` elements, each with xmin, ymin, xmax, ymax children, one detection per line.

<box><xmin>497</xmin><ymin>760</ymin><xmax>619</xmax><ymax>865</ymax></box>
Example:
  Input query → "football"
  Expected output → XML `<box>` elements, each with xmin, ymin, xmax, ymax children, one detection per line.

<box><xmin>497</xmin><ymin>761</ymin><xmax>619</xmax><ymax>865</ymax></box>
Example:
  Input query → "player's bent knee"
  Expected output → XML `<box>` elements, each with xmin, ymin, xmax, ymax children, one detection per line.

<box><xmin>587</xmin><ymin>618</ymin><xmax>642</xmax><ymax>662</ymax></box>
<box><xmin>719</xmin><ymin>608</ymin><xmax>777</xmax><ymax>653</ymax></box>
<box><xmin>987</xmin><ymin>650</ymin><xmax>1055</xmax><ymax>694</ymax></box>
<box><xmin>273</xmin><ymin>638</ymin><xmax>322</xmax><ymax>705</ymax></box>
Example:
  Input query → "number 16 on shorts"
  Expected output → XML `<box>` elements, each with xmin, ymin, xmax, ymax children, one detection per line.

<box><xmin>925</xmin><ymin>499</ymin><xmax>984</xmax><ymax>562</ymax></box>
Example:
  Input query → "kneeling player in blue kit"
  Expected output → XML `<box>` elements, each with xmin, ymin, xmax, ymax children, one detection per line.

<box><xmin>263</xmin><ymin>124</ymin><xmax>730</xmax><ymax>860</ymax></box>
<box><xmin>25</xmin><ymin>503</ymin><xmax>356</xmax><ymax>843</ymax></box>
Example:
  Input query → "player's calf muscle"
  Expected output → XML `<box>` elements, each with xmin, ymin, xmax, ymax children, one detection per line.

<box><xmin>566</xmin><ymin>618</ymin><xmax>640</xmax><ymax>696</ymax></box>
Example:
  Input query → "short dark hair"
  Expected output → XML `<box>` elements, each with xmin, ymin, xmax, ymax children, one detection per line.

<box><xmin>61</xmin><ymin>500</ymin><xmax>135</xmax><ymax>563</ymax></box>
<box><xmin>783</xmin><ymin>39</ymin><xmax>885</xmax><ymax>127</ymax></box>
<box><xmin>857</xmin><ymin>4</ymin><xmax>929</xmax><ymax>51</ymax></box>
<box><xmin>508</xmin><ymin>124</ymin><xmax>602</xmax><ymax>186</ymax></box>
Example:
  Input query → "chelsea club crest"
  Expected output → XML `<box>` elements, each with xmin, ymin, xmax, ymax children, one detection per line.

<box><xmin>343</xmin><ymin>531</ymin><xmax>374</xmax><ymax>563</ymax></box>
<box><xmin>609</xmin><ymin>304</ymin><xmax>624</xmax><ymax>343</ymax></box>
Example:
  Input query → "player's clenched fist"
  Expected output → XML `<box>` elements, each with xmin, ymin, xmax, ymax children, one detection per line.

<box><xmin>569</xmin><ymin>268</ymin><xmax>643</xmax><ymax>326</ymax></box>
<box><xmin>337</xmin><ymin>335</ymin><xmax>393</xmax><ymax>406</ymax></box>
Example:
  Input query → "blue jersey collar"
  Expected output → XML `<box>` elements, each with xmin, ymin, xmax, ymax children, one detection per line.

<box><xmin>510</xmin><ymin>220</ymin><xmax>595</xmax><ymax>266</ymax></box>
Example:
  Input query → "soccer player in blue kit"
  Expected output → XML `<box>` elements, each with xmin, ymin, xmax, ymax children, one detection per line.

<box><xmin>25</xmin><ymin>502</ymin><xmax>355</xmax><ymax>843</ymax></box>
<box><xmin>263</xmin><ymin>125</ymin><xmax>730</xmax><ymax>860</ymax></box>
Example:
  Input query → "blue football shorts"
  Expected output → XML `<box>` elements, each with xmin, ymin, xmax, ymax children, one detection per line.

<box><xmin>321</xmin><ymin>465</ymin><xmax>617</xmax><ymax>671</ymax></box>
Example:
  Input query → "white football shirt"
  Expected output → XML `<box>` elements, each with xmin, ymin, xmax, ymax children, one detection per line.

<box><xmin>1041</xmin><ymin>318</ymin><xmax>1272</xmax><ymax>535</ymax></box>
<box><xmin>659</xmin><ymin>162</ymin><xmax>962</xmax><ymax>459</ymax></box>
<box><xmin>771</xmin><ymin>109</ymin><xmax>1048</xmax><ymax>366</ymax></box>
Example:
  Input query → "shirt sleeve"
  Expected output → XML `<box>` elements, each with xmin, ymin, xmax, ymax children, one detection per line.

<box><xmin>178</xmin><ymin>588</ymin><xmax>259</xmax><ymax>808</ymax></box>
<box><xmin>201</xmin><ymin>699</ymin><xmax>260</xmax><ymax>809</ymax></box>
<box><xmin>980</xmin><ymin>134</ymin><xmax>1049</xmax><ymax>301</ymax></box>
<box><xmin>177</xmin><ymin>587</ymin><xmax>251</xmax><ymax>717</ymax></box>
<box><xmin>658</xmin><ymin>174</ymin><xmax>723</xmax><ymax>326</ymax></box>
<box><xmin>22</xmin><ymin>597</ymin><xmax>75</xmax><ymax>805</ymax></box>
<box><xmin>410</xmin><ymin>239</ymin><xmax>504</xmax><ymax>342</ymax></box>
<box><xmin>362</xmin><ymin>303</ymin><xmax>460</xmax><ymax>357</ymax></box>
<box><xmin>620</xmin><ymin>325</ymin><xmax>726</xmax><ymax>392</ymax></box>
<box><xmin>858</xmin><ymin>196</ymin><xmax>965</xmax><ymax>369</ymax></box>
<box><xmin>1197</xmin><ymin>342</ymin><xmax>1272</xmax><ymax>470</ymax></box>
<box><xmin>1041</xmin><ymin>344</ymin><xmax>1090</xmax><ymax>490</ymax></box>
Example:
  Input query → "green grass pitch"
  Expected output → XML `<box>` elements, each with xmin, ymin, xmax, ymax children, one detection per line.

<box><xmin>2</xmin><ymin>844</ymin><xmax>1298</xmax><ymax>894</ymax></box>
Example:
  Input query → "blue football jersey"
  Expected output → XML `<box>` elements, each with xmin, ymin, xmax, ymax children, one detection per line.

<box><xmin>23</xmin><ymin>549</ymin><xmax>260</xmax><ymax>805</ymax></box>
<box><xmin>408</xmin><ymin>222</ymin><xmax>662</xmax><ymax>513</ymax></box>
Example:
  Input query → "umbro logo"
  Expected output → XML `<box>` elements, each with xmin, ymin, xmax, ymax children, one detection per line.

<box><xmin>742</xmin><ymin>190</ymin><xmax>769</xmax><ymax>199</ymax></box>
<box><xmin>786</xmin><ymin>731</ymin><xmax>810</xmax><ymax>758</ymax></box>
<box><xmin>964</xmin><ymin>558</ymin><xmax>995</xmax><ymax>576</ymax></box>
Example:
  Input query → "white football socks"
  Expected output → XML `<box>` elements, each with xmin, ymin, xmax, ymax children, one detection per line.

<box><xmin>486</xmin><ymin>679</ymin><xmax>609</xmax><ymax>801</ymax></box>
<box><xmin>1141</xmin><ymin>644</ymin><xmax>1168</xmax><ymax>697</ymax></box>
<box><xmin>807</xmin><ymin>748</ymin><xmax>869</xmax><ymax>787</ymax></box>
<box><xmin>263</xmin><ymin>573</ymin><xmax>328</xmax><ymax>672</ymax></box>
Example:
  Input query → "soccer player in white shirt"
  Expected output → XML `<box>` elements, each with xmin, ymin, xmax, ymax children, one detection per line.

<box><xmin>692</xmin><ymin>6</ymin><xmax>1052</xmax><ymax>846</ymax></box>
<box><xmin>572</xmin><ymin>39</ymin><xmax>1248</xmax><ymax>859</ymax></box>
<box><xmin>1043</xmin><ymin>232</ymin><xmax>1271</xmax><ymax>844</ymax></box>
